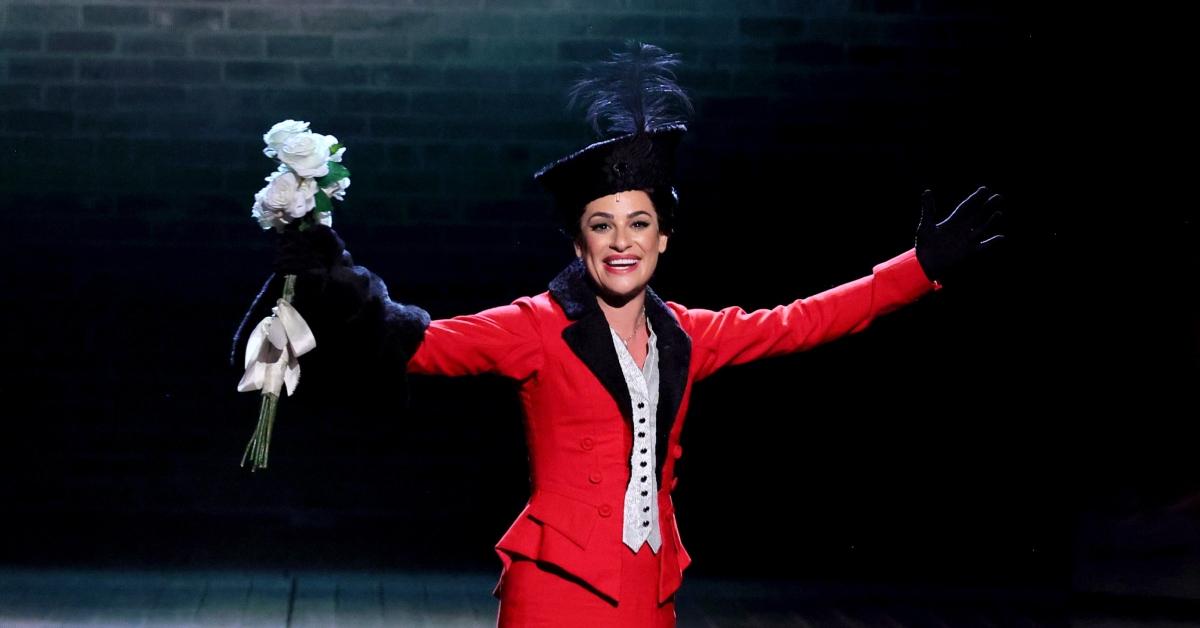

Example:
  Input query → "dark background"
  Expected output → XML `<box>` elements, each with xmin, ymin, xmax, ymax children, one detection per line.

<box><xmin>0</xmin><ymin>0</ymin><xmax>1194</xmax><ymax>606</ymax></box>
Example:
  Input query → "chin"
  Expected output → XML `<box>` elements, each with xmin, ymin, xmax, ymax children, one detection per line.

<box><xmin>598</xmin><ymin>277</ymin><xmax>648</xmax><ymax>300</ymax></box>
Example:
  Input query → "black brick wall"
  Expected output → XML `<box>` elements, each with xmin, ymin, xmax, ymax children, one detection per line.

<box><xmin>3</xmin><ymin>0</ymin><xmax>1189</xmax><ymax>589</ymax></box>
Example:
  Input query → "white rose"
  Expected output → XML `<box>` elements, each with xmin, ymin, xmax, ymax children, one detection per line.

<box><xmin>251</xmin><ymin>189</ymin><xmax>283</xmax><ymax>231</ymax></box>
<box><xmin>262</xmin><ymin>171</ymin><xmax>317</xmax><ymax>219</ymax></box>
<box><xmin>260</xmin><ymin>172</ymin><xmax>296</xmax><ymax>213</ymax></box>
<box><xmin>262</xmin><ymin>120</ymin><xmax>310</xmax><ymax>159</ymax></box>
<box><xmin>278</xmin><ymin>132</ymin><xmax>331</xmax><ymax>178</ymax></box>
<box><xmin>316</xmin><ymin>211</ymin><xmax>333</xmax><ymax>227</ymax></box>
<box><xmin>322</xmin><ymin>177</ymin><xmax>351</xmax><ymax>201</ymax></box>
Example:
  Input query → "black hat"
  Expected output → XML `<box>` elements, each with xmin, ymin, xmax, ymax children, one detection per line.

<box><xmin>534</xmin><ymin>42</ymin><xmax>692</xmax><ymax>235</ymax></box>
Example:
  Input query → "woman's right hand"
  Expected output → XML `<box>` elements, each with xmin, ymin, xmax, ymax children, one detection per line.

<box><xmin>272</xmin><ymin>224</ymin><xmax>368</xmax><ymax>337</ymax></box>
<box><xmin>268</xmin><ymin>225</ymin><xmax>431</xmax><ymax>388</ymax></box>
<box><xmin>273</xmin><ymin>224</ymin><xmax>348</xmax><ymax>274</ymax></box>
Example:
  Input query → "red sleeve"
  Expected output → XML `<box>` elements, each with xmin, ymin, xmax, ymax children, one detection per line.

<box><xmin>407</xmin><ymin>297</ymin><xmax>544</xmax><ymax>380</ymax></box>
<box><xmin>684</xmin><ymin>248</ymin><xmax>936</xmax><ymax>381</ymax></box>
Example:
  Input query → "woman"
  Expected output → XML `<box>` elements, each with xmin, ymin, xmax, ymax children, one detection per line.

<box><xmin>276</xmin><ymin>43</ymin><xmax>1003</xmax><ymax>627</ymax></box>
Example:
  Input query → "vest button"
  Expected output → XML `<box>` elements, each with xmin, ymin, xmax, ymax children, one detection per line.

<box><xmin>580</xmin><ymin>437</ymin><xmax>595</xmax><ymax>451</ymax></box>
<box><xmin>588</xmin><ymin>471</ymin><xmax>603</xmax><ymax>484</ymax></box>
<box><xmin>598</xmin><ymin>504</ymin><xmax>612</xmax><ymax>518</ymax></box>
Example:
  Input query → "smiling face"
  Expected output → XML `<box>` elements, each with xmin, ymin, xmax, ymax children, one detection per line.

<box><xmin>573</xmin><ymin>190</ymin><xmax>669</xmax><ymax>304</ymax></box>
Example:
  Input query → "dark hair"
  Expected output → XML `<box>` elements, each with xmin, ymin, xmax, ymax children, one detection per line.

<box><xmin>560</xmin><ymin>186</ymin><xmax>678</xmax><ymax>239</ymax></box>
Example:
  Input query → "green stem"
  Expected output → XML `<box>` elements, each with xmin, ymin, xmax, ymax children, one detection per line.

<box><xmin>240</xmin><ymin>273</ymin><xmax>297</xmax><ymax>471</ymax></box>
<box><xmin>281</xmin><ymin>273</ymin><xmax>296</xmax><ymax>303</ymax></box>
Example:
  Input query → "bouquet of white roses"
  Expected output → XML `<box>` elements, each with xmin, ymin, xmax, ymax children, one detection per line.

<box><xmin>252</xmin><ymin>119</ymin><xmax>350</xmax><ymax>232</ymax></box>
<box><xmin>237</xmin><ymin>119</ymin><xmax>351</xmax><ymax>470</ymax></box>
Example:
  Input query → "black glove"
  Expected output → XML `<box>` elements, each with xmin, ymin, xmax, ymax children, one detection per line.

<box><xmin>273</xmin><ymin>224</ymin><xmax>348</xmax><ymax>274</ymax></box>
<box><xmin>269</xmin><ymin>224</ymin><xmax>430</xmax><ymax>387</ymax></box>
<box><xmin>915</xmin><ymin>186</ymin><xmax>1005</xmax><ymax>283</ymax></box>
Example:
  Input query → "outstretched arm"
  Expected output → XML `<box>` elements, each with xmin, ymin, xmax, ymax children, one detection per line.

<box><xmin>276</xmin><ymin>225</ymin><xmax>542</xmax><ymax>382</ymax></box>
<box><xmin>685</xmin><ymin>248</ymin><xmax>934</xmax><ymax>380</ymax></box>
<box><xmin>686</xmin><ymin>187</ymin><xmax>1006</xmax><ymax>380</ymax></box>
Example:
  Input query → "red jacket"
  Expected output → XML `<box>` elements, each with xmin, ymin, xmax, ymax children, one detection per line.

<box><xmin>407</xmin><ymin>249</ymin><xmax>935</xmax><ymax>604</ymax></box>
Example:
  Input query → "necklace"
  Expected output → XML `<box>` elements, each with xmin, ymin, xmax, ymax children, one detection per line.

<box><xmin>615</xmin><ymin>306</ymin><xmax>646</xmax><ymax>347</ymax></box>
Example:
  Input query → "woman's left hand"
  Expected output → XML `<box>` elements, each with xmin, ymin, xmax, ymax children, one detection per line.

<box><xmin>914</xmin><ymin>186</ymin><xmax>1005</xmax><ymax>284</ymax></box>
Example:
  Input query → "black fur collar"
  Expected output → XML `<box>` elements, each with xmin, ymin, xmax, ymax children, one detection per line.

<box><xmin>547</xmin><ymin>257</ymin><xmax>598</xmax><ymax>320</ymax></box>
<box><xmin>549</xmin><ymin>259</ymin><xmax>691</xmax><ymax>478</ymax></box>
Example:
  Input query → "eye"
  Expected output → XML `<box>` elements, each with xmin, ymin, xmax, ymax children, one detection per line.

<box><xmin>631</xmin><ymin>220</ymin><xmax>651</xmax><ymax>229</ymax></box>
<box><xmin>589</xmin><ymin>222</ymin><xmax>611</xmax><ymax>232</ymax></box>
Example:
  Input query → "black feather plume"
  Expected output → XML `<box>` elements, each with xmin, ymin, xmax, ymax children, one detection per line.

<box><xmin>569</xmin><ymin>41</ymin><xmax>693</xmax><ymax>138</ymax></box>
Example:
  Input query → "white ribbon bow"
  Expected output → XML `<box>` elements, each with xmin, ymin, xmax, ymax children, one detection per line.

<box><xmin>237</xmin><ymin>300</ymin><xmax>316</xmax><ymax>397</ymax></box>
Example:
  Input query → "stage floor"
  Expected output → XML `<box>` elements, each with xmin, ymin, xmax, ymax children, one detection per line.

<box><xmin>1</xmin><ymin>568</ymin><xmax>1195</xmax><ymax>627</ymax></box>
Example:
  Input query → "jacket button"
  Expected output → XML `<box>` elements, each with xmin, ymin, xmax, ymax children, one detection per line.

<box><xmin>580</xmin><ymin>437</ymin><xmax>595</xmax><ymax>451</ymax></box>
<box><xmin>672</xmin><ymin>444</ymin><xmax>683</xmax><ymax>459</ymax></box>
<box><xmin>588</xmin><ymin>471</ymin><xmax>602</xmax><ymax>484</ymax></box>
<box><xmin>598</xmin><ymin>504</ymin><xmax>612</xmax><ymax>518</ymax></box>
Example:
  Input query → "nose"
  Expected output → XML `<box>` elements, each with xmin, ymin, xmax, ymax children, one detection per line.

<box><xmin>610</xmin><ymin>224</ymin><xmax>632</xmax><ymax>251</ymax></box>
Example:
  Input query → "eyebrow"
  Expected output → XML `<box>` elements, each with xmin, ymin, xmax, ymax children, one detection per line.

<box><xmin>587</xmin><ymin>210</ymin><xmax>653</xmax><ymax>221</ymax></box>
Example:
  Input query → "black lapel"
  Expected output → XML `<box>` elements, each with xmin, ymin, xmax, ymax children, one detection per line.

<box><xmin>644</xmin><ymin>287</ymin><xmax>690</xmax><ymax>478</ymax></box>
<box><xmin>551</xmin><ymin>260</ymin><xmax>633</xmax><ymax>423</ymax></box>
<box><xmin>549</xmin><ymin>259</ymin><xmax>692</xmax><ymax>479</ymax></box>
